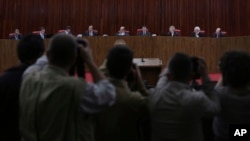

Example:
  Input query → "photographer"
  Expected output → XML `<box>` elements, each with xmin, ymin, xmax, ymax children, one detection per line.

<box><xmin>94</xmin><ymin>46</ymin><xmax>149</xmax><ymax>141</ymax></box>
<box><xmin>20</xmin><ymin>34</ymin><xmax>116</xmax><ymax>141</ymax></box>
<box><xmin>99</xmin><ymin>42</ymin><xmax>148</xmax><ymax>92</ymax></box>
<box><xmin>149</xmin><ymin>53</ymin><xmax>219</xmax><ymax>141</ymax></box>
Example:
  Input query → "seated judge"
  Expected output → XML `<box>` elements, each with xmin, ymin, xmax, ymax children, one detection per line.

<box><xmin>191</xmin><ymin>26</ymin><xmax>204</xmax><ymax>38</ymax></box>
<box><xmin>116</xmin><ymin>26</ymin><xmax>129</xmax><ymax>36</ymax></box>
<box><xmin>10</xmin><ymin>29</ymin><xmax>22</xmax><ymax>40</ymax></box>
<box><xmin>166</xmin><ymin>25</ymin><xmax>179</xmax><ymax>37</ymax></box>
<box><xmin>83</xmin><ymin>25</ymin><xmax>98</xmax><ymax>36</ymax></box>
<box><xmin>212</xmin><ymin>28</ymin><xmax>225</xmax><ymax>38</ymax></box>
<box><xmin>61</xmin><ymin>26</ymin><xmax>72</xmax><ymax>35</ymax></box>
<box><xmin>137</xmin><ymin>26</ymin><xmax>151</xmax><ymax>36</ymax></box>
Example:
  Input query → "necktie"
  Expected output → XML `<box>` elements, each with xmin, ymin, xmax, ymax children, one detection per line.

<box><xmin>41</xmin><ymin>34</ymin><xmax>44</xmax><ymax>39</ymax></box>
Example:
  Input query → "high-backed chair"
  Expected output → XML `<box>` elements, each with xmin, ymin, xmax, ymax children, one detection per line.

<box><xmin>200</xmin><ymin>30</ymin><xmax>205</xmax><ymax>34</ymax></box>
<box><xmin>8</xmin><ymin>33</ymin><xmax>15</xmax><ymax>37</ymax></box>
<box><xmin>136</xmin><ymin>28</ymin><xmax>148</xmax><ymax>34</ymax></box>
<box><xmin>174</xmin><ymin>29</ymin><xmax>181</xmax><ymax>36</ymax></box>
<box><xmin>58</xmin><ymin>30</ymin><xmax>66</xmax><ymax>33</ymax></box>
<box><xmin>32</xmin><ymin>31</ymin><xmax>40</xmax><ymax>34</ymax></box>
<box><xmin>116</xmin><ymin>30</ymin><xmax>130</xmax><ymax>36</ymax></box>
<box><xmin>221</xmin><ymin>31</ymin><xmax>227</xmax><ymax>36</ymax></box>
<box><xmin>199</xmin><ymin>30</ymin><xmax>206</xmax><ymax>37</ymax></box>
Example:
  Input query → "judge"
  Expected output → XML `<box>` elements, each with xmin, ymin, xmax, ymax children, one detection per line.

<box><xmin>83</xmin><ymin>25</ymin><xmax>98</xmax><ymax>36</ymax></box>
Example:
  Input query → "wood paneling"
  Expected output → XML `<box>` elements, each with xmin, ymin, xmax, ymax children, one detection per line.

<box><xmin>0</xmin><ymin>0</ymin><xmax>249</xmax><ymax>39</ymax></box>
<box><xmin>1</xmin><ymin>36</ymin><xmax>250</xmax><ymax>74</ymax></box>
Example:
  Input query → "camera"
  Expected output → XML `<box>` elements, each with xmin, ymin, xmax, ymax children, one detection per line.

<box><xmin>191</xmin><ymin>56</ymin><xmax>206</xmax><ymax>90</ymax></box>
<box><xmin>69</xmin><ymin>38</ymin><xmax>88</xmax><ymax>78</ymax></box>
<box><xmin>191</xmin><ymin>57</ymin><xmax>202</xmax><ymax>79</ymax></box>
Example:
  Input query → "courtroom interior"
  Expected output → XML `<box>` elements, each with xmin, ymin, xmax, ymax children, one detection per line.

<box><xmin>1</xmin><ymin>0</ymin><xmax>250</xmax><ymax>141</ymax></box>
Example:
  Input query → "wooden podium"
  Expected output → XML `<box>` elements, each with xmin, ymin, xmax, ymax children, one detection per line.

<box><xmin>133</xmin><ymin>58</ymin><xmax>163</xmax><ymax>86</ymax></box>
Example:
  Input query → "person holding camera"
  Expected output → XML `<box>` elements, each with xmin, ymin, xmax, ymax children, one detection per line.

<box><xmin>19</xmin><ymin>34</ymin><xmax>116</xmax><ymax>141</ymax></box>
<box><xmin>213</xmin><ymin>51</ymin><xmax>250</xmax><ymax>141</ymax></box>
<box><xmin>149</xmin><ymin>53</ymin><xmax>220</xmax><ymax>141</ymax></box>
<box><xmin>94</xmin><ymin>45</ymin><xmax>150</xmax><ymax>141</ymax></box>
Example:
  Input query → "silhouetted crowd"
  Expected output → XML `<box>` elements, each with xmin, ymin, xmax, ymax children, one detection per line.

<box><xmin>1</xmin><ymin>34</ymin><xmax>249</xmax><ymax>141</ymax></box>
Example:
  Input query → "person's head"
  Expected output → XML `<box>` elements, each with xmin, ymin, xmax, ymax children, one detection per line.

<box><xmin>169</xmin><ymin>25</ymin><xmax>175</xmax><ymax>32</ymax></box>
<box><xmin>47</xmin><ymin>34</ymin><xmax>78</xmax><ymax>69</ymax></box>
<box><xmin>215</xmin><ymin>28</ymin><xmax>221</xmax><ymax>33</ymax></box>
<box><xmin>66</xmin><ymin>26</ymin><xmax>71</xmax><ymax>33</ymax></box>
<box><xmin>88</xmin><ymin>25</ymin><xmax>93</xmax><ymax>31</ymax></box>
<box><xmin>219</xmin><ymin>50</ymin><xmax>250</xmax><ymax>87</ymax></box>
<box><xmin>107</xmin><ymin>45</ymin><xmax>133</xmax><ymax>79</ymax></box>
<box><xmin>167</xmin><ymin>53</ymin><xmax>193</xmax><ymax>83</ymax></box>
<box><xmin>194</xmin><ymin>26</ymin><xmax>200</xmax><ymax>33</ymax></box>
<box><xmin>119</xmin><ymin>26</ymin><xmax>125</xmax><ymax>32</ymax></box>
<box><xmin>40</xmin><ymin>27</ymin><xmax>45</xmax><ymax>34</ymax></box>
<box><xmin>142</xmin><ymin>26</ymin><xmax>147</xmax><ymax>32</ymax></box>
<box><xmin>114</xmin><ymin>39</ymin><xmax>127</xmax><ymax>45</ymax></box>
<box><xmin>17</xmin><ymin>34</ymin><xmax>45</xmax><ymax>65</ymax></box>
<box><xmin>14</xmin><ymin>29</ymin><xmax>20</xmax><ymax>34</ymax></box>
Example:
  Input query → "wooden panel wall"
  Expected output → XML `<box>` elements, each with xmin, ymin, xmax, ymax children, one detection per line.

<box><xmin>0</xmin><ymin>0</ymin><xmax>250</xmax><ymax>39</ymax></box>
<box><xmin>1</xmin><ymin>37</ymin><xmax>250</xmax><ymax>73</ymax></box>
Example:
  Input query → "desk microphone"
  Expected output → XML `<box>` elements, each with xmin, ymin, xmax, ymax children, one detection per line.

<box><xmin>141</xmin><ymin>57</ymin><xmax>145</xmax><ymax>62</ymax></box>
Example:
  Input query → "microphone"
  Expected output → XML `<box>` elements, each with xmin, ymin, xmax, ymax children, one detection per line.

<box><xmin>141</xmin><ymin>56</ymin><xmax>145</xmax><ymax>62</ymax></box>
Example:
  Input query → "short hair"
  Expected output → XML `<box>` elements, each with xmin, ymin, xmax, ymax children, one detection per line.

<box><xmin>17</xmin><ymin>34</ymin><xmax>45</xmax><ymax>64</ymax></box>
<box><xmin>219</xmin><ymin>50</ymin><xmax>250</xmax><ymax>87</ymax></box>
<box><xmin>120</xmin><ymin>26</ymin><xmax>125</xmax><ymax>30</ymax></box>
<box><xmin>40</xmin><ymin>27</ymin><xmax>45</xmax><ymax>30</ymax></box>
<box><xmin>114</xmin><ymin>39</ymin><xmax>127</xmax><ymax>45</ymax></box>
<box><xmin>169</xmin><ymin>25</ymin><xmax>175</xmax><ymax>29</ymax></box>
<box><xmin>194</xmin><ymin>26</ymin><xmax>200</xmax><ymax>31</ymax></box>
<box><xmin>216</xmin><ymin>28</ymin><xmax>221</xmax><ymax>32</ymax></box>
<box><xmin>168</xmin><ymin>53</ymin><xmax>193</xmax><ymax>82</ymax></box>
<box><xmin>66</xmin><ymin>26</ymin><xmax>71</xmax><ymax>30</ymax></box>
<box><xmin>107</xmin><ymin>45</ymin><xmax>133</xmax><ymax>79</ymax></box>
<box><xmin>47</xmin><ymin>34</ymin><xmax>77</xmax><ymax>67</ymax></box>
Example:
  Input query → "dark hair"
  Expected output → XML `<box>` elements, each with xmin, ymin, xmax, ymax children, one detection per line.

<box><xmin>107</xmin><ymin>45</ymin><xmax>133</xmax><ymax>79</ymax></box>
<box><xmin>66</xmin><ymin>26</ymin><xmax>71</xmax><ymax>30</ymax></box>
<box><xmin>168</xmin><ymin>53</ymin><xmax>193</xmax><ymax>82</ymax></box>
<box><xmin>17</xmin><ymin>34</ymin><xmax>45</xmax><ymax>64</ymax></box>
<box><xmin>219</xmin><ymin>50</ymin><xmax>250</xmax><ymax>87</ymax></box>
<box><xmin>47</xmin><ymin>34</ymin><xmax>77</xmax><ymax>67</ymax></box>
<box><xmin>40</xmin><ymin>27</ymin><xmax>45</xmax><ymax>30</ymax></box>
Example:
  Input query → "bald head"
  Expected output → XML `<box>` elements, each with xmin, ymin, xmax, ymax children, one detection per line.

<box><xmin>215</xmin><ymin>28</ymin><xmax>221</xmax><ymax>33</ymax></box>
<box><xmin>169</xmin><ymin>25</ymin><xmax>175</xmax><ymax>32</ymax></box>
<box><xmin>194</xmin><ymin>26</ymin><xmax>200</xmax><ymax>33</ymax></box>
<box><xmin>47</xmin><ymin>34</ymin><xmax>78</xmax><ymax>68</ymax></box>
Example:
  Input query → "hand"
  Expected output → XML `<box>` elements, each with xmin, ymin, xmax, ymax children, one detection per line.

<box><xmin>215</xmin><ymin>76</ymin><xmax>223</xmax><ymax>88</ymax></box>
<box><xmin>132</xmin><ymin>64</ymin><xmax>147</xmax><ymax>94</ymax></box>
<box><xmin>197</xmin><ymin>58</ymin><xmax>207</xmax><ymax>77</ymax></box>
<box><xmin>78</xmin><ymin>39</ymin><xmax>94</xmax><ymax>65</ymax></box>
<box><xmin>197</xmin><ymin>58</ymin><xmax>211</xmax><ymax>82</ymax></box>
